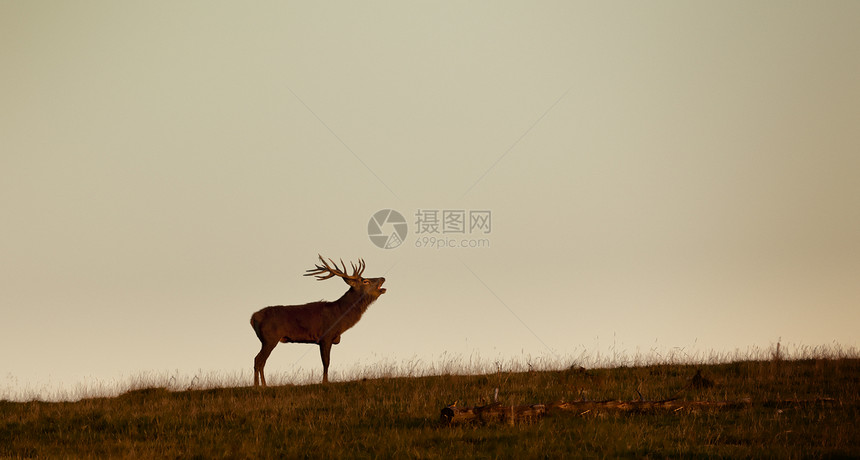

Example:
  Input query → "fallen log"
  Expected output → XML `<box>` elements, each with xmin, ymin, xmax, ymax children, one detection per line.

<box><xmin>440</xmin><ymin>402</ymin><xmax>547</xmax><ymax>425</ymax></box>
<box><xmin>548</xmin><ymin>399</ymin><xmax>751</xmax><ymax>414</ymax></box>
<box><xmin>440</xmin><ymin>398</ymin><xmax>838</xmax><ymax>425</ymax></box>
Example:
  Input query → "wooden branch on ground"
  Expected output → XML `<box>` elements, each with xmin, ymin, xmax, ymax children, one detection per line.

<box><xmin>440</xmin><ymin>398</ymin><xmax>838</xmax><ymax>425</ymax></box>
<box><xmin>440</xmin><ymin>402</ymin><xmax>547</xmax><ymax>425</ymax></box>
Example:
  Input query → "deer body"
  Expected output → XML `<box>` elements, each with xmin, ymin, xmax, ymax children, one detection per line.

<box><xmin>250</xmin><ymin>256</ymin><xmax>386</xmax><ymax>387</ymax></box>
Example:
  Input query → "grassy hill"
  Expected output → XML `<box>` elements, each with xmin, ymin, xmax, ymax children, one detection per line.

<box><xmin>2</xmin><ymin>357</ymin><xmax>858</xmax><ymax>458</ymax></box>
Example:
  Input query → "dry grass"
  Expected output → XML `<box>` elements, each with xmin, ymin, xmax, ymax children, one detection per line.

<box><xmin>2</xmin><ymin>346</ymin><xmax>858</xmax><ymax>458</ymax></box>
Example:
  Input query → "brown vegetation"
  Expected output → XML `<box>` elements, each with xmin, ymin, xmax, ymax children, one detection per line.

<box><xmin>1</xmin><ymin>357</ymin><xmax>857</xmax><ymax>458</ymax></box>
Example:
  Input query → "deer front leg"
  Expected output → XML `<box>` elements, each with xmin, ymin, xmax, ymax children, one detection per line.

<box><xmin>319</xmin><ymin>340</ymin><xmax>333</xmax><ymax>383</ymax></box>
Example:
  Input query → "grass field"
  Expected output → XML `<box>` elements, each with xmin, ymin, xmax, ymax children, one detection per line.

<box><xmin>2</xmin><ymin>349</ymin><xmax>858</xmax><ymax>458</ymax></box>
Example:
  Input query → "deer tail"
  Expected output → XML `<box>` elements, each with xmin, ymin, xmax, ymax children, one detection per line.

<box><xmin>250</xmin><ymin>311</ymin><xmax>265</xmax><ymax>343</ymax></box>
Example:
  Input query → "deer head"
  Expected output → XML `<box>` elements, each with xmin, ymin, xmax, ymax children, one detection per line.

<box><xmin>304</xmin><ymin>255</ymin><xmax>387</xmax><ymax>298</ymax></box>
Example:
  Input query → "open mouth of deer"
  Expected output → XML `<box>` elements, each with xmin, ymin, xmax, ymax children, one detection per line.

<box><xmin>378</xmin><ymin>278</ymin><xmax>386</xmax><ymax>294</ymax></box>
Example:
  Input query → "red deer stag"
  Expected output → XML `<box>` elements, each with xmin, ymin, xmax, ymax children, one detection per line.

<box><xmin>250</xmin><ymin>255</ymin><xmax>387</xmax><ymax>387</ymax></box>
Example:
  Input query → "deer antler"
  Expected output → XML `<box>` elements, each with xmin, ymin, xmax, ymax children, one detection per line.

<box><xmin>350</xmin><ymin>259</ymin><xmax>365</xmax><ymax>278</ymax></box>
<box><xmin>305</xmin><ymin>254</ymin><xmax>365</xmax><ymax>280</ymax></box>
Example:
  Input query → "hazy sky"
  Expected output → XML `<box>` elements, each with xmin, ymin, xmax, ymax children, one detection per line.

<box><xmin>2</xmin><ymin>1</ymin><xmax>859</xmax><ymax>399</ymax></box>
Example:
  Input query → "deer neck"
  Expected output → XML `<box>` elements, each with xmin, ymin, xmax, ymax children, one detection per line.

<box><xmin>334</xmin><ymin>288</ymin><xmax>378</xmax><ymax>317</ymax></box>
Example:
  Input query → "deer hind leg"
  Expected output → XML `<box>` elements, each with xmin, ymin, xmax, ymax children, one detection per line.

<box><xmin>319</xmin><ymin>340</ymin><xmax>333</xmax><ymax>384</ymax></box>
<box><xmin>254</xmin><ymin>341</ymin><xmax>277</xmax><ymax>387</ymax></box>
